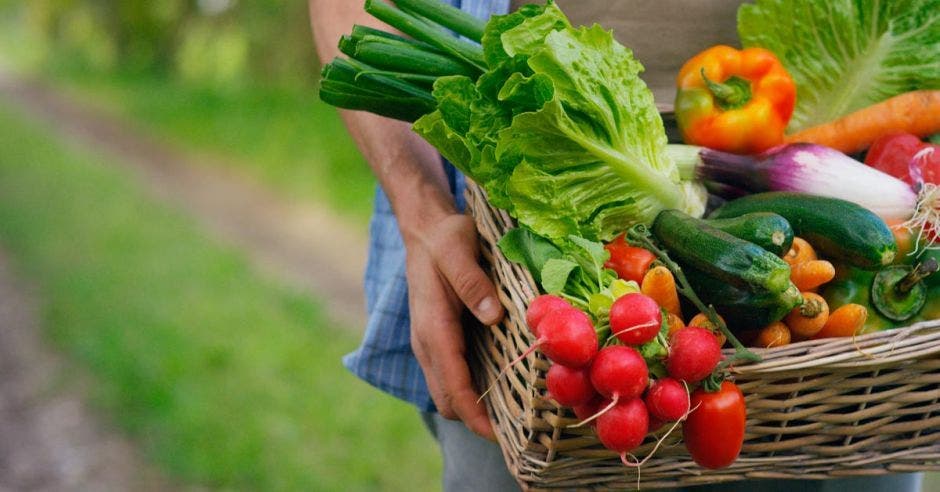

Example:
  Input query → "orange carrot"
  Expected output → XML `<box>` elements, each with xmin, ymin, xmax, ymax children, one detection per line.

<box><xmin>886</xmin><ymin>218</ymin><xmax>915</xmax><ymax>260</ymax></box>
<box><xmin>688</xmin><ymin>312</ymin><xmax>727</xmax><ymax>347</ymax></box>
<box><xmin>785</xmin><ymin>292</ymin><xmax>830</xmax><ymax>339</ymax></box>
<box><xmin>783</xmin><ymin>237</ymin><xmax>817</xmax><ymax>268</ymax></box>
<box><xmin>666</xmin><ymin>312</ymin><xmax>686</xmax><ymax>338</ymax></box>
<box><xmin>813</xmin><ymin>304</ymin><xmax>868</xmax><ymax>339</ymax></box>
<box><xmin>790</xmin><ymin>260</ymin><xmax>836</xmax><ymax>292</ymax></box>
<box><xmin>641</xmin><ymin>266</ymin><xmax>682</xmax><ymax>317</ymax></box>
<box><xmin>784</xmin><ymin>90</ymin><xmax>940</xmax><ymax>154</ymax></box>
<box><xmin>755</xmin><ymin>321</ymin><xmax>791</xmax><ymax>348</ymax></box>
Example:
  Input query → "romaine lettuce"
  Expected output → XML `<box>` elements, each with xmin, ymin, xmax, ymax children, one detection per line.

<box><xmin>414</xmin><ymin>2</ymin><xmax>705</xmax><ymax>242</ymax></box>
<box><xmin>738</xmin><ymin>0</ymin><xmax>940</xmax><ymax>132</ymax></box>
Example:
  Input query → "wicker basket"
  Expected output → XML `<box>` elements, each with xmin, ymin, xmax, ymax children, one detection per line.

<box><xmin>465</xmin><ymin>180</ymin><xmax>940</xmax><ymax>490</ymax></box>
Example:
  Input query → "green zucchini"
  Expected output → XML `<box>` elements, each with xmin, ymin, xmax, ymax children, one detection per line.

<box><xmin>706</xmin><ymin>212</ymin><xmax>794</xmax><ymax>257</ymax></box>
<box><xmin>683</xmin><ymin>266</ymin><xmax>803</xmax><ymax>330</ymax></box>
<box><xmin>651</xmin><ymin>210</ymin><xmax>791</xmax><ymax>294</ymax></box>
<box><xmin>709</xmin><ymin>192</ymin><xmax>897</xmax><ymax>270</ymax></box>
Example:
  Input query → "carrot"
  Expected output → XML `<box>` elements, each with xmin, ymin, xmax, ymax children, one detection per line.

<box><xmin>641</xmin><ymin>265</ymin><xmax>682</xmax><ymax>317</ymax></box>
<box><xmin>784</xmin><ymin>90</ymin><xmax>940</xmax><ymax>154</ymax></box>
<box><xmin>688</xmin><ymin>312</ymin><xmax>727</xmax><ymax>347</ymax></box>
<box><xmin>755</xmin><ymin>321</ymin><xmax>791</xmax><ymax>348</ymax></box>
<box><xmin>886</xmin><ymin>218</ymin><xmax>915</xmax><ymax>259</ymax></box>
<box><xmin>813</xmin><ymin>304</ymin><xmax>868</xmax><ymax>339</ymax></box>
<box><xmin>783</xmin><ymin>237</ymin><xmax>817</xmax><ymax>268</ymax></box>
<box><xmin>666</xmin><ymin>312</ymin><xmax>686</xmax><ymax>339</ymax></box>
<box><xmin>785</xmin><ymin>292</ymin><xmax>830</xmax><ymax>339</ymax></box>
<box><xmin>790</xmin><ymin>260</ymin><xmax>836</xmax><ymax>292</ymax></box>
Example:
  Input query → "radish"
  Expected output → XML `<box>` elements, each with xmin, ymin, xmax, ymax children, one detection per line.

<box><xmin>647</xmin><ymin>415</ymin><xmax>664</xmax><ymax>433</ymax></box>
<box><xmin>595</xmin><ymin>398</ymin><xmax>649</xmax><ymax>460</ymax></box>
<box><xmin>546</xmin><ymin>364</ymin><xmax>596</xmax><ymax>407</ymax></box>
<box><xmin>537</xmin><ymin>308</ymin><xmax>599</xmax><ymax>367</ymax></box>
<box><xmin>609</xmin><ymin>293</ymin><xmax>663</xmax><ymax>345</ymax></box>
<box><xmin>667</xmin><ymin>327</ymin><xmax>722</xmax><ymax>383</ymax></box>
<box><xmin>525</xmin><ymin>295</ymin><xmax>572</xmax><ymax>337</ymax></box>
<box><xmin>645</xmin><ymin>378</ymin><xmax>690</xmax><ymax>422</ymax></box>
<box><xmin>573</xmin><ymin>395</ymin><xmax>604</xmax><ymax>423</ymax></box>
<box><xmin>571</xmin><ymin>345</ymin><xmax>649</xmax><ymax>427</ymax></box>
<box><xmin>480</xmin><ymin>307</ymin><xmax>598</xmax><ymax>402</ymax></box>
<box><xmin>590</xmin><ymin>345</ymin><xmax>649</xmax><ymax>401</ymax></box>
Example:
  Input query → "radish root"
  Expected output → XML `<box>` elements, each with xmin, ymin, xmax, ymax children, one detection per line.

<box><xmin>477</xmin><ymin>342</ymin><xmax>540</xmax><ymax>403</ymax></box>
<box><xmin>903</xmin><ymin>182</ymin><xmax>940</xmax><ymax>255</ymax></box>
<box><xmin>605</xmin><ymin>320</ymin><xmax>660</xmax><ymax>345</ymax></box>
<box><xmin>568</xmin><ymin>394</ymin><xmax>619</xmax><ymax>428</ymax></box>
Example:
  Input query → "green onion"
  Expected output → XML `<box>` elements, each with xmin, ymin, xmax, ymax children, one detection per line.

<box><xmin>393</xmin><ymin>0</ymin><xmax>486</xmax><ymax>42</ymax></box>
<box><xmin>364</xmin><ymin>0</ymin><xmax>485</xmax><ymax>70</ymax></box>
<box><xmin>340</xmin><ymin>34</ymin><xmax>479</xmax><ymax>77</ymax></box>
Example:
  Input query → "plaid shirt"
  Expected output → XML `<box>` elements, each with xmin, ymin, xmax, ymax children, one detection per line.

<box><xmin>342</xmin><ymin>0</ymin><xmax>510</xmax><ymax>411</ymax></box>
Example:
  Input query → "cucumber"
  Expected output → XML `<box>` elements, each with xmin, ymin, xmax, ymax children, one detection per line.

<box><xmin>684</xmin><ymin>266</ymin><xmax>803</xmax><ymax>330</ymax></box>
<box><xmin>709</xmin><ymin>192</ymin><xmax>897</xmax><ymax>270</ymax></box>
<box><xmin>651</xmin><ymin>210</ymin><xmax>791</xmax><ymax>294</ymax></box>
<box><xmin>706</xmin><ymin>212</ymin><xmax>793</xmax><ymax>257</ymax></box>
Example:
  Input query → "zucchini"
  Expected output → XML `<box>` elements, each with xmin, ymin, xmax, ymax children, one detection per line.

<box><xmin>651</xmin><ymin>210</ymin><xmax>791</xmax><ymax>294</ymax></box>
<box><xmin>683</xmin><ymin>266</ymin><xmax>803</xmax><ymax>330</ymax></box>
<box><xmin>706</xmin><ymin>212</ymin><xmax>793</xmax><ymax>257</ymax></box>
<box><xmin>709</xmin><ymin>192</ymin><xmax>897</xmax><ymax>270</ymax></box>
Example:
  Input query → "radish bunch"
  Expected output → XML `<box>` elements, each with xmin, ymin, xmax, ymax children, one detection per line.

<box><xmin>526</xmin><ymin>292</ymin><xmax>725</xmax><ymax>464</ymax></box>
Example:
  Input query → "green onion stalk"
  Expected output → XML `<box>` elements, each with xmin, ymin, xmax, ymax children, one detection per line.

<box><xmin>318</xmin><ymin>0</ymin><xmax>488</xmax><ymax>121</ymax></box>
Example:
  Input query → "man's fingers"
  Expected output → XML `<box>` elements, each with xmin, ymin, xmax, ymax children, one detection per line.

<box><xmin>434</xmin><ymin>343</ymin><xmax>495</xmax><ymax>441</ymax></box>
<box><xmin>436</xmin><ymin>248</ymin><xmax>504</xmax><ymax>326</ymax></box>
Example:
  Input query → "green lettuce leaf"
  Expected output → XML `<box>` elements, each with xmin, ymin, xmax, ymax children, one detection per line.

<box><xmin>738</xmin><ymin>0</ymin><xmax>940</xmax><ymax>132</ymax></box>
<box><xmin>414</xmin><ymin>2</ymin><xmax>704</xmax><ymax>242</ymax></box>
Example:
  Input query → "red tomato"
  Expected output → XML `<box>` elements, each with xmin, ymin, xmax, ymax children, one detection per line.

<box><xmin>604</xmin><ymin>234</ymin><xmax>656</xmax><ymax>284</ymax></box>
<box><xmin>682</xmin><ymin>381</ymin><xmax>746</xmax><ymax>469</ymax></box>
<box><xmin>865</xmin><ymin>133</ymin><xmax>940</xmax><ymax>187</ymax></box>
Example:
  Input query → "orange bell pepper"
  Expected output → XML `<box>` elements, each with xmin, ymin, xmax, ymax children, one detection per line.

<box><xmin>675</xmin><ymin>45</ymin><xmax>796</xmax><ymax>155</ymax></box>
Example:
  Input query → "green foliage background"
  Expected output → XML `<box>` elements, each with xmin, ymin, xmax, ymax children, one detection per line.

<box><xmin>12</xmin><ymin>0</ymin><xmax>320</xmax><ymax>88</ymax></box>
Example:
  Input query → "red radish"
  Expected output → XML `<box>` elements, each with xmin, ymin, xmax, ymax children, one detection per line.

<box><xmin>667</xmin><ymin>327</ymin><xmax>722</xmax><ymax>383</ymax></box>
<box><xmin>525</xmin><ymin>295</ymin><xmax>572</xmax><ymax>336</ymax></box>
<box><xmin>647</xmin><ymin>415</ymin><xmax>665</xmax><ymax>433</ymax></box>
<box><xmin>572</xmin><ymin>346</ymin><xmax>649</xmax><ymax>428</ymax></box>
<box><xmin>573</xmin><ymin>395</ymin><xmax>604</xmax><ymax>423</ymax></box>
<box><xmin>546</xmin><ymin>364</ymin><xmax>596</xmax><ymax>407</ymax></box>
<box><xmin>480</xmin><ymin>307</ymin><xmax>598</xmax><ymax>403</ymax></box>
<box><xmin>590</xmin><ymin>346</ymin><xmax>649</xmax><ymax>401</ymax></box>
<box><xmin>645</xmin><ymin>378</ymin><xmax>690</xmax><ymax>422</ymax></box>
<box><xmin>595</xmin><ymin>398</ymin><xmax>649</xmax><ymax>459</ymax></box>
<box><xmin>609</xmin><ymin>293</ymin><xmax>663</xmax><ymax>345</ymax></box>
<box><xmin>537</xmin><ymin>309</ymin><xmax>598</xmax><ymax>367</ymax></box>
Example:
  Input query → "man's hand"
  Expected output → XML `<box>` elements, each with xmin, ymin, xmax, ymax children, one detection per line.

<box><xmin>308</xmin><ymin>0</ymin><xmax>503</xmax><ymax>439</ymax></box>
<box><xmin>404</xmin><ymin>213</ymin><xmax>504</xmax><ymax>440</ymax></box>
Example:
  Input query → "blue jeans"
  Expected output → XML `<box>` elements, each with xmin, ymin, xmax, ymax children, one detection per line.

<box><xmin>421</xmin><ymin>412</ymin><xmax>924</xmax><ymax>492</ymax></box>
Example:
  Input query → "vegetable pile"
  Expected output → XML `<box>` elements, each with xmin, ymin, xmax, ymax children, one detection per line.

<box><xmin>318</xmin><ymin>0</ymin><xmax>940</xmax><ymax>475</ymax></box>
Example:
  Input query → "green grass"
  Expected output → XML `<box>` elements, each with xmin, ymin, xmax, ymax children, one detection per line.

<box><xmin>0</xmin><ymin>100</ymin><xmax>440</xmax><ymax>491</ymax></box>
<box><xmin>43</xmin><ymin>68</ymin><xmax>376</xmax><ymax>224</ymax></box>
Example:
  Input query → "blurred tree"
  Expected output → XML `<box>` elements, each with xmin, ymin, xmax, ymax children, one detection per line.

<box><xmin>9</xmin><ymin>0</ymin><xmax>321</xmax><ymax>87</ymax></box>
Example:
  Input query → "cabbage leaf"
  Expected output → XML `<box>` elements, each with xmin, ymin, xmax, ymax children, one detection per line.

<box><xmin>738</xmin><ymin>0</ymin><xmax>940</xmax><ymax>132</ymax></box>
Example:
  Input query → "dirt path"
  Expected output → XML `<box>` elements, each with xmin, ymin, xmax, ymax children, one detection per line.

<box><xmin>0</xmin><ymin>69</ymin><xmax>369</xmax><ymax>330</ymax></box>
<box><xmin>0</xmin><ymin>250</ymin><xmax>176</xmax><ymax>492</ymax></box>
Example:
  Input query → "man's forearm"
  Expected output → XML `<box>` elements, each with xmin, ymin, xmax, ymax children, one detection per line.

<box><xmin>308</xmin><ymin>0</ymin><xmax>455</xmax><ymax>239</ymax></box>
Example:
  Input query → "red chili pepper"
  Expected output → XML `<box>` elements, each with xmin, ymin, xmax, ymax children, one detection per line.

<box><xmin>604</xmin><ymin>234</ymin><xmax>655</xmax><ymax>284</ymax></box>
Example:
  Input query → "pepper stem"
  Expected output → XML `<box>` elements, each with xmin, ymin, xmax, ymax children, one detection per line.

<box><xmin>897</xmin><ymin>258</ymin><xmax>939</xmax><ymax>294</ymax></box>
<box><xmin>700</xmin><ymin>69</ymin><xmax>752</xmax><ymax>110</ymax></box>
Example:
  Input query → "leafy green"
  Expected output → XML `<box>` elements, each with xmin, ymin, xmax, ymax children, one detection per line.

<box><xmin>497</xmin><ymin>227</ymin><xmax>562</xmax><ymax>283</ymax></box>
<box><xmin>738</xmin><ymin>0</ymin><xmax>940</xmax><ymax>132</ymax></box>
<box><xmin>414</xmin><ymin>2</ymin><xmax>705</xmax><ymax>242</ymax></box>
